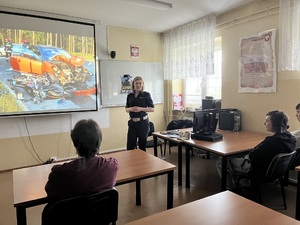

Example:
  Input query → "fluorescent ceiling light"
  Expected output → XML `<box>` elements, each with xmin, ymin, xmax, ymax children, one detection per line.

<box><xmin>123</xmin><ymin>0</ymin><xmax>173</xmax><ymax>11</ymax></box>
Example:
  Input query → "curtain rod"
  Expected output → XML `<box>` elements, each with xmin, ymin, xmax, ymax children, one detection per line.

<box><xmin>216</xmin><ymin>5</ymin><xmax>279</xmax><ymax>30</ymax></box>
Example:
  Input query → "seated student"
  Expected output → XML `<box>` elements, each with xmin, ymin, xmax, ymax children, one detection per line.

<box><xmin>291</xmin><ymin>103</ymin><xmax>300</xmax><ymax>149</ymax></box>
<box><xmin>217</xmin><ymin>110</ymin><xmax>296</xmax><ymax>189</ymax></box>
<box><xmin>42</xmin><ymin>119</ymin><xmax>119</xmax><ymax>224</ymax></box>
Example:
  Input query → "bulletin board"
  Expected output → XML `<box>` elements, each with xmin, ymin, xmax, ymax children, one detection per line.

<box><xmin>100</xmin><ymin>60</ymin><xmax>163</xmax><ymax>107</ymax></box>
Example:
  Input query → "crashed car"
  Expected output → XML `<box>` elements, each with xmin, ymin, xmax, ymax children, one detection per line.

<box><xmin>9</xmin><ymin>45</ymin><xmax>96</xmax><ymax>97</ymax></box>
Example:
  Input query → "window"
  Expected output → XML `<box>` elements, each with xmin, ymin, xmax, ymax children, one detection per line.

<box><xmin>185</xmin><ymin>37</ymin><xmax>222</xmax><ymax>109</ymax></box>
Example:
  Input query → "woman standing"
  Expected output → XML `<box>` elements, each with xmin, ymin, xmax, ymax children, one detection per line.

<box><xmin>125</xmin><ymin>76</ymin><xmax>154</xmax><ymax>151</ymax></box>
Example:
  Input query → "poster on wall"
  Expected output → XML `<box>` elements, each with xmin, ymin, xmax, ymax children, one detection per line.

<box><xmin>238</xmin><ymin>29</ymin><xmax>276</xmax><ymax>93</ymax></box>
<box><xmin>120</xmin><ymin>74</ymin><xmax>132</xmax><ymax>94</ymax></box>
<box><xmin>130</xmin><ymin>45</ymin><xmax>139</xmax><ymax>58</ymax></box>
<box><xmin>173</xmin><ymin>94</ymin><xmax>183</xmax><ymax>110</ymax></box>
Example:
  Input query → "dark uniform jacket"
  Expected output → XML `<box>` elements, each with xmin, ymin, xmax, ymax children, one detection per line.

<box><xmin>126</xmin><ymin>91</ymin><xmax>154</xmax><ymax>118</ymax></box>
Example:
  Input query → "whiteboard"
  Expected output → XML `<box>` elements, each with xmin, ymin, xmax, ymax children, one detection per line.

<box><xmin>100</xmin><ymin>60</ymin><xmax>163</xmax><ymax>107</ymax></box>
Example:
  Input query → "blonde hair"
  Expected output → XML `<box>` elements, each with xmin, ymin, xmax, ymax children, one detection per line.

<box><xmin>131</xmin><ymin>76</ymin><xmax>144</xmax><ymax>92</ymax></box>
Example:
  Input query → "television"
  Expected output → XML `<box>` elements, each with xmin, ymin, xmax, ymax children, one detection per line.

<box><xmin>193</xmin><ymin>110</ymin><xmax>218</xmax><ymax>134</ymax></box>
<box><xmin>0</xmin><ymin>11</ymin><xmax>98</xmax><ymax>117</ymax></box>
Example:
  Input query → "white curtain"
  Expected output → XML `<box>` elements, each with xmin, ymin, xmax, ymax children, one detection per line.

<box><xmin>163</xmin><ymin>16</ymin><xmax>216</xmax><ymax>80</ymax></box>
<box><xmin>278</xmin><ymin>0</ymin><xmax>300</xmax><ymax>71</ymax></box>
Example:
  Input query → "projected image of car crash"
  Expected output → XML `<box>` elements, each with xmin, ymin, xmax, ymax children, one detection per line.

<box><xmin>0</xmin><ymin>28</ymin><xmax>97</xmax><ymax>116</ymax></box>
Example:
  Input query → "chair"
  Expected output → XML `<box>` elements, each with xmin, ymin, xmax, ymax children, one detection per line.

<box><xmin>145</xmin><ymin>122</ymin><xmax>164</xmax><ymax>158</ymax></box>
<box><xmin>41</xmin><ymin>188</ymin><xmax>119</xmax><ymax>225</ymax></box>
<box><xmin>284</xmin><ymin>148</ymin><xmax>300</xmax><ymax>185</ymax></box>
<box><xmin>236</xmin><ymin>151</ymin><xmax>296</xmax><ymax>209</ymax></box>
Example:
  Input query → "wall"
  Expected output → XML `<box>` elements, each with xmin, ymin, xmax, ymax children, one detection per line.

<box><xmin>216</xmin><ymin>0</ymin><xmax>300</xmax><ymax>133</ymax></box>
<box><xmin>3</xmin><ymin>0</ymin><xmax>299</xmax><ymax>171</ymax></box>
<box><xmin>0</xmin><ymin>26</ymin><xmax>164</xmax><ymax>171</ymax></box>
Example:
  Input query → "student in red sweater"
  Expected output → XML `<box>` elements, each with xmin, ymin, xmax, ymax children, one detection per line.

<box><xmin>42</xmin><ymin>119</ymin><xmax>119</xmax><ymax>224</ymax></box>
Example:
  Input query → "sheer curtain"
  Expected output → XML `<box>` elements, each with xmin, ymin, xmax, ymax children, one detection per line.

<box><xmin>279</xmin><ymin>0</ymin><xmax>300</xmax><ymax>71</ymax></box>
<box><xmin>163</xmin><ymin>16</ymin><xmax>216</xmax><ymax>80</ymax></box>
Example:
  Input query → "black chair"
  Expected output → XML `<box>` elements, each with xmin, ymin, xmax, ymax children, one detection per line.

<box><xmin>284</xmin><ymin>148</ymin><xmax>300</xmax><ymax>184</ymax></box>
<box><xmin>236</xmin><ymin>151</ymin><xmax>296</xmax><ymax>209</ymax></box>
<box><xmin>42</xmin><ymin>188</ymin><xmax>119</xmax><ymax>225</ymax></box>
<box><xmin>145</xmin><ymin>122</ymin><xmax>164</xmax><ymax>157</ymax></box>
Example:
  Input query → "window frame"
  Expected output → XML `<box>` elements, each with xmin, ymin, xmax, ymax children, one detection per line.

<box><xmin>184</xmin><ymin>37</ymin><xmax>222</xmax><ymax>110</ymax></box>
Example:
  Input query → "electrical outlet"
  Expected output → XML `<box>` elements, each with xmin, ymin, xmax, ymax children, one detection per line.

<box><xmin>50</xmin><ymin>157</ymin><xmax>56</xmax><ymax>162</ymax></box>
<box><xmin>45</xmin><ymin>157</ymin><xmax>57</xmax><ymax>164</ymax></box>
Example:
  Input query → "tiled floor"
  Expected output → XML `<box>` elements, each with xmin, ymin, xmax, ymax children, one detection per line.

<box><xmin>0</xmin><ymin>146</ymin><xmax>298</xmax><ymax>225</ymax></box>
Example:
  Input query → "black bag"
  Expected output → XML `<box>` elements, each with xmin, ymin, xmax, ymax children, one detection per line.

<box><xmin>166</xmin><ymin>119</ymin><xmax>193</xmax><ymax>130</ymax></box>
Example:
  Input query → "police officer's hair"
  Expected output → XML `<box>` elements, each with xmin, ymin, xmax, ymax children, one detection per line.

<box><xmin>131</xmin><ymin>76</ymin><xmax>144</xmax><ymax>92</ymax></box>
<box><xmin>296</xmin><ymin>103</ymin><xmax>300</xmax><ymax>110</ymax></box>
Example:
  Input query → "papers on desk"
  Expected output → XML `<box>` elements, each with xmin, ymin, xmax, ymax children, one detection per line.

<box><xmin>166</xmin><ymin>134</ymin><xmax>179</xmax><ymax>138</ymax></box>
<box><xmin>160</xmin><ymin>130</ymin><xmax>180</xmax><ymax>138</ymax></box>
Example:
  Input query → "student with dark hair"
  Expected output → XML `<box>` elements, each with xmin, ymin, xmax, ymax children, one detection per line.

<box><xmin>291</xmin><ymin>103</ymin><xmax>300</xmax><ymax>149</ymax></box>
<box><xmin>125</xmin><ymin>76</ymin><xmax>154</xmax><ymax>151</ymax></box>
<box><xmin>44</xmin><ymin>119</ymin><xmax>119</xmax><ymax>199</ymax></box>
<box><xmin>217</xmin><ymin>110</ymin><xmax>296</xmax><ymax>188</ymax></box>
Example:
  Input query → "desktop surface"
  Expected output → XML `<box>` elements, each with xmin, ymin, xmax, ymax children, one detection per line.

<box><xmin>125</xmin><ymin>191</ymin><xmax>300</xmax><ymax>225</ymax></box>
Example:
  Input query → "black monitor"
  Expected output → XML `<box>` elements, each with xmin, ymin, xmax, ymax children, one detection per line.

<box><xmin>193</xmin><ymin>110</ymin><xmax>218</xmax><ymax>134</ymax></box>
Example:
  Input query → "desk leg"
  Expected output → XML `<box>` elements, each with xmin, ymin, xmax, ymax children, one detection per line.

<box><xmin>167</xmin><ymin>170</ymin><xmax>174</xmax><ymax>209</ymax></box>
<box><xmin>221</xmin><ymin>156</ymin><xmax>228</xmax><ymax>191</ymax></box>
<box><xmin>296</xmin><ymin>171</ymin><xmax>300</xmax><ymax>220</ymax></box>
<box><xmin>16</xmin><ymin>207</ymin><xmax>27</xmax><ymax>225</ymax></box>
<box><xmin>186</xmin><ymin>145</ymin><xmax>191</xmax><ymax>188</ymax></box>
<box><xmin>153</xmin><ymin>136</ymin><xmax>158</xmax><ymax>157</ymax></box>
<box><xmin>178</xmin><ymin>143</ymin><xmax>182</xmax><ymax>186</ymax></box>
<box><xmin>136</xmin><ymin>180</ymin><xmax>141</xmax><ymax>206</ymax></box>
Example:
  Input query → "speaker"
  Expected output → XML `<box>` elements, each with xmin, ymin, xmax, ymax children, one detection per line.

<box><xmin>110</xmin><ymin>51</ymin><xmax>116</xmax><ymax>59</ymax></box>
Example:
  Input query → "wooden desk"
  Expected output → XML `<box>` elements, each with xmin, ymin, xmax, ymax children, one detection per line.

<box><xmin>125</xmin><ymin>191</ymin><xmax>300</xmax><ymax>225</ymax></box>
<box><xmin>13</xmin><ymin>150</ymin><xmax>176</xmax><ymax>225</ymax></box>
<box><xmin>183</xmin><ymin>130</ymin><xmax>266</xmax><ymax>190</ymax></box>
<box><xmin>152</xmin><ymin>131</ymin><xmax>184</xmax><ymax>185</ymax></box>
<box><xmin>154</xmin><ymin>130</ymin><xmax>266</xmax><ymax>190</ymax></box>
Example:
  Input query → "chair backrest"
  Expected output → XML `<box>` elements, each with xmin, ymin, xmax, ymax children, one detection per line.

<box><xmin>42</xmin><ymin>188</ymin><xmax>119</xmax><ymax>225</ymax></box>
<box><xmin>289</xmin><ymin>148</ymin><xmax>300</xmax><ymax>169</ymax></box>
<box><xmin>265</xmin><ymin>151</ymin><xmax>296</xmax><ymax>182</ymax></box>
<box><xmin>148</xmin><ymin>121</ymin><xmax>155</xmax><ymax>136</ymax></box>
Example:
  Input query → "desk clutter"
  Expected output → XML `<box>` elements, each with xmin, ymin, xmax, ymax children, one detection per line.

<box><xmin>191</xmin><ymin>132</ymin><xmax>223</xmax><ymax>142</ymax></box>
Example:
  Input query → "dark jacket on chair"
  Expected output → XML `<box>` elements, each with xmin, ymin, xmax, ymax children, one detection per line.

<box><xmin>248</xmin><ymin>131</ymin><xmax>296</xmax><ymax>184</ymax></box>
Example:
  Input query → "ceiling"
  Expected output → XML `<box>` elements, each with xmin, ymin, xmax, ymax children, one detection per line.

<box><xmin>0</xmin><ymin>0</ymin><xmax>254</xmax><ymax>33</ymax></box>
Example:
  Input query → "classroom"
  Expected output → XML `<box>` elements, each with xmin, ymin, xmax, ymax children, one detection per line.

<box><xmin>1</xmin><ymin>0</ymin><xmax>300</xmax><ymax>224</ymax></box>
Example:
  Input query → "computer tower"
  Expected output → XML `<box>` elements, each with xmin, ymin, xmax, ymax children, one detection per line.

<box><xmin>219</xmin><ymin>109</ymin><xmax>241</xmax><ymax>132</ymax></box>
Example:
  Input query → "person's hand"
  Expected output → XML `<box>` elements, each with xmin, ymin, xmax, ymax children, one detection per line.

<box><xmin>132</xmin><ymin>106</ymin><xmax>142</xmax><ymax>112</ymax></box>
